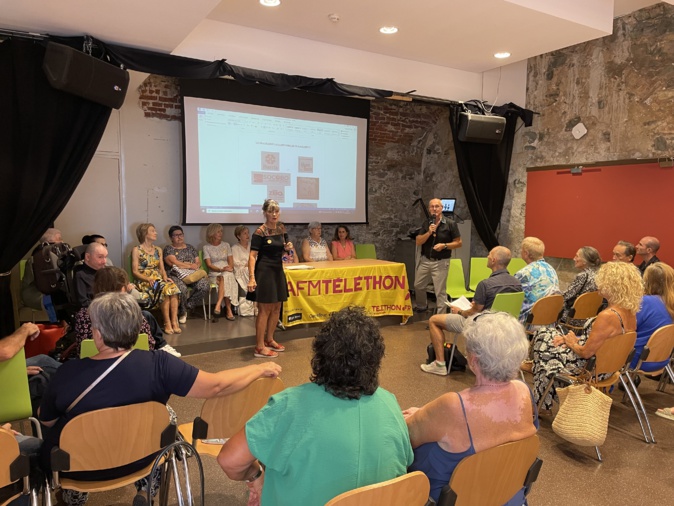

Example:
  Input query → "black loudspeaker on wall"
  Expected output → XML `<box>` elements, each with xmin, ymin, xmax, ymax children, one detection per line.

<box><xmin>42</xmin><ymin>42</ymin><xmax>129</xmax><ymax>110</ymax></box>
<box><xmin>458</xmin><ymin>112</ymin><xmax>506</xmax><ymax>144</ymax></box>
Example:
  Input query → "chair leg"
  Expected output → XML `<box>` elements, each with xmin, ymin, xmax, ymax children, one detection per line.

<box><xmin>158</xmin><ymin>461</ymin><xmax>171</xmax><ymax>506</ymax></box>
<box><xmin>447</xmin><ymin>333</ymin><xmax>458</xmax><ymax>375</ymax></box>
<box><xmin>621</xmin><ymin>374</ymin><xmax>652</xmax><ymax>443</ymax></box>
<box><xmin>594</xmin><ymin>446</ymin><xmax>602</xmax><ymax>462</ymax></box>
<box><xmin>537</xmin><ymin>376</ymin><xmax>556</xmax><ymax>412</ymax></box>
<box><xmin>41</xmin><ymin>474</ymin><xmax>53</xmax><ymax>506</ymax></box>
<box><xmin>29</xmin><ymin>417</ymin><xmax>43</xmax><ymax>439</ymax></box>
<box><xmin>176</xmin><ymin>445</ymin><xmax>194</xmax><ymax>506</ymax></box>
<box><xmin>171</xmin><ymin>451</ymin><xmax>186</xmax><ymax>506</ymax></box>
<box><xmin>657</xmin><ymin>364</ymin><xmax>674</xmax><ymax>392</ymax></box>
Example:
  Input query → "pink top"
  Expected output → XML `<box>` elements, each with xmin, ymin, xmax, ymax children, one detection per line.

<box><xmin>331</xmin><ymin>240</ymin><xmax>356</xmax><ymax>260</ymax></box>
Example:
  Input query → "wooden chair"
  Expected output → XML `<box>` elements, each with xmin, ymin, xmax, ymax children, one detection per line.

<box><xmin>468</xmin><ymin>258</ymin><xmax>490</xmax><ymax>292</ymax></box>
<box><xmin>525</xmin><ymin>294</ymin><xmax>564</xmax><ymax>334</ymax></box>
<box><xmin>445</xmin><ymin>259</ymin><xmax>474</xmax><ymax>300</ymax></box>
<box><xmin>559</xmin><ymin>291</ymin><xmax>603</xmax><ymax>332</ymax></box>
<box><xmin>179</xmin><ymin>377</ymin><xmax>284</xmax><ymax>457</ymax></box>
<box><xmin>0</xmin><ymin>427</ymin><xmax>31</xmax><ymax>506</ymax></box>
<box><xmin>324</xmin><ymin>471</ymin><xmax>430</xmax><ymax>506</ymax></box>
<box><xmin>79</xmin><ymin>334</ymin><xmax>150</xmax><ymax>358</ymax></box>
<box><xmin>437</xmin><ymin>435</ymin><xmax>542</xmax><ymax>506</ymax></box>
<box><xmin>0</xmin><ymin>348</ymin><xmax>42</xmax><ymax>439</ymax></box>
<box><xmin>537</xmin><ymin>331</ymin><xmax>637</xmax><ymax>461</ymax></box>
<box><xmin>621</xmin><ymin>324</ymin><xmax>674</xmax><ymax>443</ymax></box>
<box><xmin>506</xmin><ymin>257</ymin><xmax>527</xmax><ymax>276</ymax></box>
<box><xmin>50</xmin><ymin>401</ymin><xmax>202</xmax><ymax>504</ymax></box>
<box><xmin>355</xmin><ymin>243</ymin><xmax>377</xmax><ymax>259</ymax></box>
<box><xmin>490</xmin><ymin>292</ymin><xmax>525</xmax><ymax>319</ymax></box>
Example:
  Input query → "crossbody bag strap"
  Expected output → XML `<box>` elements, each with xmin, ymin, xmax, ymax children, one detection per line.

<box><xmin>66</xmin><ymin>350</ymin><xmax>133</xmax><ymax>413</ymax></box>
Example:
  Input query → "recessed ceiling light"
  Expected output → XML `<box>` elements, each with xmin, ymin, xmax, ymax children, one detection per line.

<box><xmin>260</xmin><ymin>0</ymin><xmax>281</xmax><ymax>6</ymax></box>
<box><xmin>494</xmin><ymin>52</ymin><xmax>511</xmax><ymax>59</ymax></box>
<box><xmin>379</xmin><ymin>26</ymin><xmax>398</xmax><ymax>34</ymax></box>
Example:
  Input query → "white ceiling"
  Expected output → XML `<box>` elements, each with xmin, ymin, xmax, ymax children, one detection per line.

<box><xmin>0</xmin><ymin>0</ymin><xmax>666</xmax><ymax>73</ymax></box>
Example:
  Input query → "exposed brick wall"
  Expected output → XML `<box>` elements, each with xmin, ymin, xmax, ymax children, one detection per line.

<box><xmin>138</xmin><ymin>75</ymin><xmax>181</xmax><ymax>121</ymax></box>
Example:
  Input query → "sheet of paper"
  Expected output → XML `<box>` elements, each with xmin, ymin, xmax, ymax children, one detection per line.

<box><xmin>445</xmin><ymin>296</ymin><xmax>472</xmax><ymax>311</ymax></box>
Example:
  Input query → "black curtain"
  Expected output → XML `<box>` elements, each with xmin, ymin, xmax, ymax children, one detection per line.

<box><xmin>0</xmin><ymin>39</ymin><xmax>111</xmax><ymax>336</ymax></box>
<box><xmin>448</xmin><ymin>104</ymin><xmax>522</xmax><ymax>251</ymax></box>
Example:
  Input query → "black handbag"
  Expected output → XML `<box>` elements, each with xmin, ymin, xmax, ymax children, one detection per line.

<box><xmin>426</xmin><ymin>342</ymin><xmax>467</xmax><ymax>372</ymax></box>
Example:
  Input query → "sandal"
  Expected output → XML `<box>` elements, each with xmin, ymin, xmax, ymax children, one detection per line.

<box><xmin>164</xmin><ymin>325</ymin><xmax>174</xmax><ymax>335</ymax></box>
<box><xmin>254</xmin><ymin>347</ymin><xmax>279</xmax><ymax>358</ymax></box>
<box><xmin>172</xmin><ymin>321</ymin><xmax>182</xmax><ymax>334</ymax></box>
<box><xmin>265</xmin><ymin>340</ymin><xmax>285</xmax><ymax>352</ymax></box>
<box><xmin>655</xmin><ymin>408</ymin><xmax>674</xmax><ymax>421</ymax></box>
<box><xmin>225</xmin><ymin>314</ymin><xmax>235</xmax><ymax>321</ymax></box>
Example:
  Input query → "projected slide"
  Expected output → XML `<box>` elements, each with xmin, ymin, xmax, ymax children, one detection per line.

<box><xmin>183</xmin><ymin>95</ymin><xmax>368</xmax><ymax>225</ymax></box>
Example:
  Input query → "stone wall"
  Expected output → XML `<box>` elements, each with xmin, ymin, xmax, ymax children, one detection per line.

<box><xmin>501</xmin><ymin>3</ymin><xmax>674</xmax><ymax>283</ymax></box>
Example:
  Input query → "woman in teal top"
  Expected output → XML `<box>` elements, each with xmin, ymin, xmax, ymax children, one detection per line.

<box><xmin>405</xmin><ymin>312</ymin><xmax>538</xmax><ymax>503</ymax></box>
<box><xmin>217</xmin><ymin>307</ymin><xmax>413</xmax><ymax>506</ymax></box>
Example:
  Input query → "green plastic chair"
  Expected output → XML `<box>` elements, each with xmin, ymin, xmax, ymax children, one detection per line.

<box><xmin>0</xmin><ymin>348</ymin><xmax>42</xmax><ymax>438</ymax></box>
<box><xmin>507</xmin><ymin>258</ymin><xmax>527</xmax><ymax>276</ymax></box>
<box><xmin>355</xmin><ymin>243</ymin><xmax>377</xmax><ymax>259</ymax></box>
<box><xmin>468</xmin><ymin>258</ymin><xmax>491</xmax><ymax>292</ymax></box>
<box><xmin>446</xmin><ymin>259</ymin><xmax>474</xmax><ymax>300</ymax></box>
<box><xmin>79</xmin><ymin>333</ymin><xmax>150</xmax><ymax>359</ymax></box>
<box><xmin>490</xmin><ymin>292</ymin><xmax>525</xmax><ymax>319</ymax></box>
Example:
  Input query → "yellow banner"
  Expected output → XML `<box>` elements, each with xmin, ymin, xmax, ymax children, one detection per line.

<box><xmin>282</xmin><ymin>260</ymin><xmax>412</xmax><ymax>326</ymax></box>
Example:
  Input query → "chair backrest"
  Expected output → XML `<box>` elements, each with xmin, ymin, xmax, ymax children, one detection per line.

<box><xmin>79</xmin><ymin>334</ymin><xmax>150</xmax><ymax>359</ymax></box>
<box><xmin>324</xmin><ymin>471</ymin><xmax>430</xmax><ymax>506</ymax></box>
<box><xmin>56</xmin><ymin>401</ymin><xmax>172</xmax><ymax>472</ymax></box>
<box><xmin>468</xmin><ymin>258</ymin><xmax>491</xmax><ymax>290</ymax></box>
<box><xmin>640</xmin><ymin>324</ymin><xmax>674</xmax><ymax>372</ymax></box>
<box><xmin>446</xmin><ymin>259</ymin><xmax>472</xmax><ymax>298</ymax></box>
<box><xmin>507</xmin><ymin>258</ymin><xmax>527</xmax><ymax>276</ymax></box>
<box><xmin>0</xmin><ymin>427</ymin><xmax>22</xmax><ymax>489</ymax></box>
<box><xmin>569</xmin><ymin>291</ymin><xmax>603</xmax><ymax>320</ymax></box>
<box><xmin>19</xmin><ymin>259</ymin><xmax>27</xmax><ymax>280</ymax></box>
<box><xmin>594</xmin><ymin>331</ymin><xmax>637</xmax><ymax>377</ymax></box>
<box><xmin>0</xmin><ymin>348</ymin><xmax>33</xmax><ymax>424</ymax></box>
<box><xmin>444</xmin><ymin>435</ymin><xmax>540</xmax><ymax>506</ymax></box>
<box><xmin>355</xmin><ymin>243</ymin><xmax>377</xmax><ymax>259</ymax></box>
<box><xmin>491</xmin><ymin>292</ymin><xmax>525</xmax><ymax>319</ymax></box>
<box><xmin>194</xmin><ymin>377</ymin><xmax>285</xmax><ymax>440</ymax></box>
<box><xmin>528</xmin><ymin>294</ymin><xmax>564</xmax><ymax>326</ymax></box>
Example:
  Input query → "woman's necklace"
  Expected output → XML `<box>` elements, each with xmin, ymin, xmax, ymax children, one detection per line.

<box><xmin>264</xmin><ymin>223</ymin><xmax>277</xmax><ymax>236</ymax></box>
<box><xmin>141</xmin><ymin>243</ymin><xmax>155</xmax><ymax>254</ymax></box>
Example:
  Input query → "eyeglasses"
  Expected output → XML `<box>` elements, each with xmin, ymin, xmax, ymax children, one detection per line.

<box><xmin>172</xmin><ymin>233</ymin><xmax>184</xmax><ymax>238</ymax></box>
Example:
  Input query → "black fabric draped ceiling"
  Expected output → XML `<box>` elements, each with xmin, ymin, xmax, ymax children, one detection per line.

<box><xmin>448</xmin><ymin>103</ymin><xmax>529</xmax><ymax>251</ymax></box>
<box><xmin>0</xmin><ymin>39</ymin><xmax>111</xmax><ymax>337</ymax></box>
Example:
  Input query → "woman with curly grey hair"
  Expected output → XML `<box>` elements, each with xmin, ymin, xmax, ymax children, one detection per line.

<box><xmin>217</xmin><ymin>307</ymin><xmax>413</xmax><ymax>506</ymax></box>
<box><xmin>404</xmin><ymin>312</ymin><xmax>537</xmax><ymax>503</ymax></box>
<box><xmin>531</xmin><ymin>261</ymin><xmax>642</xmax><ymax>410</ymax></box>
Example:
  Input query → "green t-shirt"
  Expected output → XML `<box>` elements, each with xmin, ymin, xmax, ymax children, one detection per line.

<box><xmin>246</xmin><ymin>382</ymin><xmax>413</xmax><ymax>506</ymax></box>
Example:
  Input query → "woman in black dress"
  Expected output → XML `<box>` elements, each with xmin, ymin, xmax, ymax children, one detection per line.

<box><xmin>247</xmin><ymin>199</ymin><xmax>293</xmax><ymax>358</ymax></box>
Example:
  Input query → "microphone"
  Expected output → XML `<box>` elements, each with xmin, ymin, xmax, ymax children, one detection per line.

<box><xmin>430</xmin><ymin>214</ymin><xmax>436</xmax><ymax>237</ymax></box>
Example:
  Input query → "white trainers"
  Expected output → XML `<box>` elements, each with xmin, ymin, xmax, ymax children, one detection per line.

<box><xmin>420</xmin><ymin>361</ymin><xmax>448</xmax><ymax>376</ymax></box>
<box><xmin>178</xmin><ymin>314</ymin><xmax>187</xmax><ymax>324</ymax></box>
<box><xmin>160</xmin><ymin>344</ymin><xmax>182</xmax><ymax>357</ymax></box>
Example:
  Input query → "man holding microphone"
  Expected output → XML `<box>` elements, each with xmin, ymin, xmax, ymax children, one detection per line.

<box><xmin>414</xmin><ymin>198</ymin><xmax>462</xmax><ymax>314</ymax></box>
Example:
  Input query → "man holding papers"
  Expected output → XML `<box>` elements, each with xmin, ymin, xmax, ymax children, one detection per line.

<box><xmin>421</xmin><ymin>246</ymin><xmax>522</xmax><ymax>376</ymax></box>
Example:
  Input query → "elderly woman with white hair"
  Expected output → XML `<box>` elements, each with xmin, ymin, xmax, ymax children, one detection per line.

<box><xmin>404</xmin><ymin>312</ymin><xmax>538</xmax><ymax>504</ymax></box>
<box><xmin>301</xmin><ymin>221</ymin><xmax>333</xmax><ymax>262</ymax></box>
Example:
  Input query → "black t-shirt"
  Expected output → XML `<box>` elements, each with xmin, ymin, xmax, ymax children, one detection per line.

<box><xmin>419</xmin><ymin>217</ymin><xmax>461</xmax><ymax>260</ymax></box>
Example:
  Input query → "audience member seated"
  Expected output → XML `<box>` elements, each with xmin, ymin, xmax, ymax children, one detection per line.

<box><xmin>632</xmin><ymin>263</ymin><xmax>674</xmax><ymax>368</ymax></box>
<box><xmin>405</xmin><ymin>312</ymin><xmax>537</xmax><ymax>504</ymax></box>
<box><xmin>163</xmin><ymin>225</ymin><xmax>209</xmax><ymax>323</ymax></box>
<box><xmin>203</xmin><ymin>223</ymin><xmax>238</xmax><ymax>320</ymax></box>
<box><xmin>39</xmin><ymin>292</ymin><xmax>281</xmax><ymax>506</ymax></box>
<box><xmin>301</xmin><ymin>221</ymin><xmax>333</xmax><ymax>262</ymax></box>
<box><xmin>131</xmin><ymin>223</ymin><xmax>181</xmax><ymax>335</ymax></box>
<box><xmin>560</xmin><ymin>246</ymin><xmax>602</xmax><ymax>324</ymax></box>
<box><xmin>421</xmin><ymin>247</ymin><xmax>522</xmax><ymax>376</ymax></box>
<box><xmin>515</xmin><ymin>237</ymin><xmax>560</xmax><ymax>322</ymax></box>
<box><xmin>21</xmin><ymin>228</ymin><xmax>63</xmax><ymax>312</ymax></box>
<box><xmin>72</xmin><ymin>242</ymin><xmax>109</xmax><ymax>307</ymax></box>
<box><xmin>531</xmin><ymin>262</ymin><xmax>641</xmax><ymax>411</ymax></box>
<box><xmin>636</xmin><ymin>236</ymin><xmax>660</xmax><ymax>275</ymax></box>
<box><xmin>81</xmin><ymin>235</ymin><xmax>113</xmax><ymax>266</ymax></box>
<box><xmin>217</xmin><ymin>307</ymin><xmax>413</xmax><ymax>506</ymax></box>
<box><xmin>612</xmin><ymin>240</ymin><xmax>636</xmax><ymax>263</ymax></box>
<box><xmin>331</xmin><ymin>225</ymin><xmax>357</xmax><ymax>260</ymax></box>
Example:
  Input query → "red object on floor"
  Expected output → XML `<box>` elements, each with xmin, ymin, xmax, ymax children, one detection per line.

<box><xmin>23</xmin><ymin>323</ymin><xmax>66</xmax><ymax>358</ymax></box>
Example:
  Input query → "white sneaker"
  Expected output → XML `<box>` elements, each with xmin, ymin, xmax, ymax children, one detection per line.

<box><xmin>420</xmin><ymin>361</ymin><xmax>448</xmax><ymax>376</ymax></box>
<box><xmin>160</xmin><ymin>344</ymin><xmax>182</xmax><ymax>357</ymax></box>
<box><xmin>178</xmin><ymin>314</ymin><xmax>187</xmax><ymax>324</ymax></box>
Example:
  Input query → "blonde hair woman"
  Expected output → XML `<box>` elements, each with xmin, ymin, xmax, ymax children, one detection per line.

<box><xmin>532</xmin><ymin>261</ymin><xmax>642</xmax><ymax>410</ymax></box>
<box><xmin>203</xmin><ymin>223</ymin><xmax>238</xmax><ymax>320</ymax></box>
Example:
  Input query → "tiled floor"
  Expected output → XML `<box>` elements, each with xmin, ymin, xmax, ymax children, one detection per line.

<box><xmin>73</xmin><ymin>313</ymin><xmax>674</xmax><ymax>505</ymax></box>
